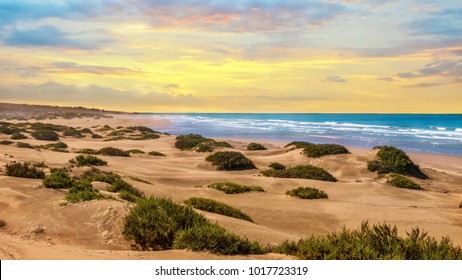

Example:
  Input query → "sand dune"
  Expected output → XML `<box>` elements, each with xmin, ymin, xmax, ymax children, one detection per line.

<box><xmin>0</xmin><ymin>115</ymin><xmax>461</xmax><ymax>259</ymax></box>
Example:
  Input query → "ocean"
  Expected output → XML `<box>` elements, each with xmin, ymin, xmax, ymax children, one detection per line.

<box><xmin>147</xmin><ymin>113</ymin><xmax>462</xmax><ymax>155</ymax></box>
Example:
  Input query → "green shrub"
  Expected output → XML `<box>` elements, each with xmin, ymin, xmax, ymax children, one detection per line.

<box><xmin>107</xmin><ymin>179</ymin><xmax>145</xmax><ymax>199</ymax></box>
<box><xmin>367</xmin><ymin>160</ymin><xmax>391</xmax><ymax>174</ymax></box>
<box><xmin>127</xmin><ymin>126</ymin><xmax>155</xmax><ymax>133</ymax></box>
<box><xmin>303</xmin><ymin>144</ymin><xmax>349</xmax><ymax>158</ymax></box>
<box><xmin>131</xmin><ymin>133</ymin><xmax>160</xmax><ymax>140</ymax></box>
<box><xmin>42</xmin><ymin>168</ymin><xmax>73</xmax><ymax>189</ymax></box>
<box><xmin>205</xmin><ymin>151</ymin><xmax>256</xmax><ymax>170</ymax></box>
<box><xmin>0</xmin><ymin>140</ymin><xmax>13</xmax><ymax>145</ymax></box>
<box><xmin>40</xmin><ymin>142</ymin><xmax>68</xmax><ymax>151</ymax></box>
<box><xmin>0</xmin><ymin>219</ymin><xmax>6</xmax><ymax>228</ymax></box>
<box><xmin>11</xmin><ymin>133</ymin><xmax>27</xmax><ymax>140</ymax></box>
<box><xmin>65</xmin><ymin>180</ymin><xmax>105</xmax><ymax>203</ymax></box>
<box><xmin>148</xmin><ymin>151</ymin><xmax>166</xmax><ymax>157</ymax></box>
<box><xmin>387</xmin><ymin>174</ymin><xmax>423</xmax><ymax>190</ymax></box>
<box><xmin>215</xmin><ymin>141</ymin><xmax>233</xmax><ymax>148</ymax></box>
<box><xmin>107</xmin><ymin>130</ymin><xmax>124</xmax><ymax>136</ymax></box>
<box><xmin>247</xmin><ymin>143</ymin><xmax>267</xmax><ymax>150</ymax></box>
<box><xmin>16</xmin><ymin>142</ymin><xmax>34</xmax><ymax>149</ymax></box>
<box><xmin>284</xmin><ymin>141</ymin><xmax>313</xmax><ymax>149</ymax></box>
<box><xmin>96</xmin><ymin>125</ymin><xmax>113</xmax><ymax>132</ymax></box>
<box><xmin>175</xmin><ymin>134</ymin><xmax>213</xmax><ymax>150</ymax></box>
<box><xmin>127</xmin><ymin>149</ymin><xmax>145</xmax><ymax>154</ymax></box>
<box><xmin>123</xmin><ymin>197</ymin><xmax>207</xmax><ymax>250</ymax></box>
<box><xmin>98</xmin><ymin>147</ymin><xmax>130</xmax><ymax>157</ymax></box>
<box><xmin>272</xmin><ymin>240</ymin><xmax>299</xmax><ymax>256</ymax></box>
<box><xmin>72</xmin><ymin>155</ymin><xmax>108</xmax><ymax>167</ymax></box>
<box><xmin>5</xmin><ymin>161</ymin><xmax>45</xmax><ymax>179</ymax></box>
<box><xmin>286</xmin><ymin>187</ymin><xmax>328</xmax><ymax>199</ymax></box>
<box><xmin>31</xmin><ymin>130</ymin><xmax>59</xmax><ymax>141</ymax></box>
<box><xmin>128</xmin><ymin>176</ymin><xmax>152</xmax><ymax>185</ymax></box>
<box><xmin>195</xmin><ymin>142</ymin><xmax>214</xmax><ymax>152</ymax></box>
<box><xmin>0</xmin><ymin>127</ymin><xmax>14</xmax><ymax>135</ymax></box>
<box><xmin>79</xmin><ymin>168</ymin><xmax>121</xmax><ymax>184</ymax></box>
<box><xmin>184</xmin><ymin>197</ymin><xmax>254</xmax><ymax>222</ymax></box>
<box><xmin>78</xmin><ymin>128</ymin><xmax>93</xmax><ymax>134</ymax></box>
<box><xmin>208</xmin><ymin>182</ymin><xmax>264</xmax><ymax>194</ymax></box>
<box><xmin>76</xmin><ymin>148</ymin><xmax>98</xmax><ymax>154</ymax></box>
<box><xmin>63</xmin><ymin>128</ymin><xmax>84</xmax><ymax>138</ymax></box>
<box><xmin>373</xmin><ymin>146</ymin><xmax>427</xmax><ymax>179</ymax></box>
<box><xmin>275</xmin><ymin>221</ymin><xmax>462</xmax><ymax>260</ymax></box>
<box><xmin>91</xmin><ymin>134</ymin><xmax>103</xmax><ymax>139</ymax></box>
<box><xmin>261</xmin><ymin>165</ymin><xmax>337</xmax><ymax>182</ymax></box>
<box><xmin>119</xmin><ymin>190</ymin><xmax>142</xmax><ymax>202</ymax></box>
<box><xmin>173</xmin><ymin>223</ymin><xmax>264</xmax><ymax>255</ymax></box>
<box><xmin>30</xmin><ymin>123</ymin><xmax>67</xmax><ymax>131</ymax></box>
<box><xmin>269</xmin><ymin>162</ymin><xmax>286</xmax><ymax>170</ymax></box>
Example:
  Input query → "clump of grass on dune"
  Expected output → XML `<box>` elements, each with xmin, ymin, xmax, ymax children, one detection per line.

<box><xmin>70</xmin><ymin>155</ymin><xmax>108</xmax><ymax>167</ymax></box>
<box><xmin>284</xmin><ymin>141</ymin><xmax>313</xmax><ymax>149</ymax></box>
<box><xmin>368</xmin><ymin>146</ymin><xmax>427</xmax><ymax>179</ymax></box>
<box><xmin>247</xmin><ymin>142</ymin><xmax>267</xmax><ymax>151</ymax></box>
<box><xmin>184</xmin><ymin>197</ymin><xmax>254</xmax><ymax>222</ymax></box>
<box><xmin>79</xmin><ymin>168</ymin><xmax>121</xmax><ymax>184</ymax></box>
<box><xmin>286</xmin><ymin>187</ymin><xmax>328</xmax><ymax>199</ymax></box>
<box><xmin>63</xmin><ymin>128</ymin><xmax>84</xmax><ymax>138</ymax></box>
<box><xmin>97</xmin><ymin>147</ymin><xmax>130</xmax><ymax>157</ymax></box>
<box><xmin>123</xmin><ymin>197</ymin><xmax>263</xmax><ymax>255</ymax></box>
<box><xmin>65</xmin><ymin>180</ymin><xmax>105</xmax><ymax>203</ymax></box>
<box><xmin>42</xmin><ymin>168</ymin><xmax>73</xmax><ymax>189</ymax></box>
<box><xmin>39</xmin><ymin>142</ymin><xmax>68</xmax><ymax>152</ymax></box>
<box><xmin>148</xmin><ymin>151</ymin><xmax>166</xmax><ymax>157</ymax></box>
<box><xmin>387</xmin><ymin>174</ymin><xmax>423</xmax><ymax>190</ymax></box>
<box><xmin>261</xmin><ymin>165</ymin><xmax>337</xmax><ymax>182</ymax></box>
<box><xmin>10</xmin><ymin>132</ymin><xmax>27</xmax><ymax>140</ymax></box>
<box><xmin>0</xmin><ymin>219</ymin><xmax>6</xmax><ymax>228</ymax></box>
<box><xmin>16</xmin><ymin>142</ymin><xmax>34</xmax><ymax>149</ymax></box>
<box><xmin>0</xmin><ymin>140</ymin><xmax>13</xmax><ymax>145</ymax></box>
<box><xmin>5</xmin><ymin>161</ymin><xmax>45</xmax><ymax>179</ymax></box>
<box><xmin>76</xmin><ymin>148</ymin><xmax>98</xmax><ymax>155</ymax></box>
<box><xmin>208</xmin><ymin>182</ymin><xmax>264</xmax><ymax>194</ymax></box>
<box><xmin>303</xmin><ymin>144</ymin><xmax>349</xmax><ymax>158</ymax></box>
<box><xmin>127</xmin><ymin>149</ymin><xmax>145</xmax><ymax>154</ymax></box>
<box><xmin>272</xmin><ymin>221</ymin><xmax>462</xmax><ymax>260</ymax></box>
<box><xmin>269</xmin><ymin>162</ymin><xmax>286</xmax><ymax>170</ymax></box>
<box><xmin>107</xmin><ymin>179</ymin><xmax>145</xmax><ymax>200</ymax></box>
<box><xmin>175</xmin><ymin>134</ymin><xmax>233</xmax><ymax>152</ymax></box>
<box><xmin>31</xmin><ymin>130</ymin><xmax>60</xmax><ymax>141</ymax></box>
<box><xmin>205</xmin><ymin>151</ymin><xmax>256</xmax><ymax>170</ymax></box>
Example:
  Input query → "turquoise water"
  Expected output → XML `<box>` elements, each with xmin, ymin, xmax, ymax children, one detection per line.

<box><xmin>148</xmin><ymin>114</ymin><xmax>462</xmax><ymax>155</ymax></box>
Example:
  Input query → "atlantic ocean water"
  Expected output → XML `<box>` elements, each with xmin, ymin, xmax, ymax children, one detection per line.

<box><xmin>146</xmin><ymin>114</ymin><xmax>462</xmax><ymax>155</ymax></box>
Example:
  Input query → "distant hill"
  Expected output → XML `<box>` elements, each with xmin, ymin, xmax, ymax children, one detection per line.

<box><xmin>0</xmin><ymin>102</ymin><xmax>125</xmax><ymax>120</ymax></box>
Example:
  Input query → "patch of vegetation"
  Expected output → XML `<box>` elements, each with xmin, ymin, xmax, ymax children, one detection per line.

<box><xmin>119</xmin><ymin>190</ymin><xmax>141</xmax><ymax>202</ymax></box>
<box><xmin>91</xmin><ymin>134</ymin><xmax>103</xmax><ymax>139</ymax></box>
<box><xmin>29</xmin><ymin>123</ymin><xmax>67</xmax><ymax>132</ymax></box>
<box><xmin>104</xmin><ymin>136</ymin><xmax>128</xmax><ymax>141</ymax></box>
<box><xmin>65</xmin><ymin>180</ymin><xmax>105</xmax><ymax>203</ymax></box>
<box><xmin>261</xmin><ymin>165</ymin><xmax>337</xmax><ymax>182</ymax></box>
<box><xmin>205</xmin><ymin>151</ymin><xmax>256</xmax><ymax>170</ymax></box>
<box><xmin>96</xmin><ymin>125</ymin><xmax>113</xmax><ymax>132</ymax></box>
<box><xmin>11</xmin><ymin>133</ymin><xmax>27</xmax><ymax>140</ymax></box>
<box><xmin>269</xmin><ymin>162</ymin><xmax>286</xmax><ymax>170</ymax></box>
<box><xmin>195</xmin><ymin>142</ymin><xmax>214</xmax><ymax>152</ymax></box>
<box><xmin>131</xmin><ymin>133</ymin><xmax>160</xmax><ymax>140</ymax></box>
<box><xmin>284</xmin><ymin>141</ymin><xmax>314</xmax><ymax>149</ymax></box>
<box><xmin>42</xmin><ymin>168</ymin><xmax>73</xmax><ymax>189</ymax></box>
<box><xmin>459</xmin><ymin>202</ymin><xmax>462</xmax><ymax>209</ymax></box>
<box><xmin>107</xmin><ymin>130</ymin><xmax>125</xmax><ymax>136</ymax></box>
<box><xmin>98</xmin><ymin>147</ymin><xmax>130</xmax><ymax>157</ymax></box>
<box><xmin>173</xmin><ymin>223</ymin><xmax>264</xmax><ymax>255</ymax></box>
<box><xmin>0</xmin><ymin>219</ymin><xmax>5</xmax><ymax>228</ymax></box>
<box><xmin>127</xmin><ymin>149</ymin><xmax>145</xmax><ymax>154</ymax></box>
<box><xmin>0</xmin><ymin>127</ymin><xmax>14</xmax><ymax>135</ymax></box>
<box><xmin>76</xmin><ymin>148</ymin><xmax>98</xmax><ymax>154</ymax></box>
<box><xmin>247</xmin><ymin>142</ymin><xmax>267</xmax><ymax>150</ymax></box>
<box><xmin>0</xmin><ymin>140</ymin><xmax>13</xmax><ymax>145</ymax></box>
<box><xmin>368</xmin><ymin>146</ymin><xmax>427</xmax><ymax>179</ymax></box>
<box><xmin>107</xmin><ymin>179</ymin><xmax>145</xmax><ymax>199</ymax></box>
<box><xmin>175</xmin><ymin>134</ymin><xmax>213</xmax><ymax>150</ymax></box>
<box><xmin>16</xmin><ymin>142</ymin><xmax>34</xmax><ymax>149</ymax></box>
<box><xmin>78</xmin><ymin>128</ymin><xmax>93</xmax><ymax>134</ymax></box>
<box><xmin>272</xmin><ymin>221</ymin><xmax>462</xmax><ymax>260</ymax></box>
<box><xmin>40</xmin><ymin>142</ymin><xmax>68</xmax><ymax>150</ymax></box>
<box><xmin>5</xmin><ymin>161</ymin><xmax>45</xmax><ymax>179</ymax></box>
<box><xmin>127</xmin><ymin>126</ymin><xmax>155</xmax><ymax>133</ymax></box>
<box><xmin>79</xmin><ymin>168</ymin><xmax>121</xmax><ymax>184</ymax></box>
<box><xmin>71</xmin><ymin>155</ymin><xmax>108</xmax><ymax>167</ymax></box>
<box><xmin>286</xmin><ymin>187</ymin><xmax>328</xmax><ymax>199</ymax></box>
<box><xmin>387</xmin><ymin>174</ymin><xmax>423</xmax><ymax>190</ymax></box>
<box><xmin>215</xmin><ymin>141</ymin><xmax>233</xmax><ymax>148</ymax></box>
<box><xmin>63</xmin><ymin>128</ymin><xmax>84</xmax><ymax>138</ymax></box>
<box><xmin>184</xmin><ymin>197</ymin><xmax>254</xmax><ymax>222</ymax></box>
<box><xmin>31</xmin><ymin>130</ymin><xmax>60</xmax><ymax>141</ymax></box>
<box><xmin>208</xmin><ymin>182</ymin><xmax>264</xmax><ymax>194</ymax></box>
<box><xmin>303</xmin><ymin>144</ymin><xmax>349</xmax><ymax>158</ymax></box>
<box><xmin>148</xmin><ymin>151</ymin><xmax>166</xmax><ymax>157</ymax></box>
<box><xmin>127</xmin><ymin>176</ymin><xmax>152</xmax><ymax>185</ymax></box>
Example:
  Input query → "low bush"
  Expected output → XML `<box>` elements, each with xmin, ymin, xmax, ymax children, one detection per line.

<box><xmin>107</xmin><ymin>130</ymin><xmax>124</xmax><ymax>136</ymax></box>
<box><xmin>98</xmin><ymin>147</ymin><xmax>130</xmax><ymax>157</ymax></box>
<box><xmin>16</xmin><ymin>142</ymin><xmax>34</xmax><ymax>149</ymax></box>
<box><xmin>0</xmin><ymin>127</ymin><xmax>14</xmax><ymax>135</ymax></box>
<box><xmin>131</xmin><ymin>133</ymin><xmax>160</xmax><ymax>140</ymax></box>
<box><xmin>119</xmin><ymin>190</ymin><xmax>141</xmax><ymax>202</ymax></box>
<box><xmin>215</xmin><ymin>141</ymin><xmax>233</xmax><ymax>148</ymax></box>
<box><xmin>459</xmin><ymin>202</ymin><xmax>462</xmax><ymax>208</ymax></box>
<box><xmin>40</xmin><ymin>142</ymin><xmax>68</xmax><ymax>152</ymax></box>
<box><xmin>269</xmin><ymin>162</ymin><xmax>286</xmax><ymax>170</ymax></box>
<box><xmin>79</xmin><ymin>168</ymin><xmax>121</xmax><ymax>184</ymax></box>
<box><xmin>31</xmin><ymin>130</ymin><xmax>59</xmax><ymax>141</ymax></box>
<box><xmin>175</xmin><ymin>134</ymin><xmax>213</xmax><ymax>150</ymax></box>
<box><xmin>128</xmin><ymin>126</ymin><xmax>155</xmax><ymax>133</ymax></box>
<box><xmin>0</xmin><ymin>140</ymin><xmax>13</xmax><ymax>145</ymax></box>
<box><xmin>42</xmin><ymin>168</ymin><xmax>73</xmax><ymax>189</ymax></box>
<box><xmin>261</xmin><ymin>165</ymin><xmax>337</xmax><ymax>182</ymax></box>
<box><xmin>247</xmin><ymin>143</ymin><xmax>267</xmax><ymax>151</ymax></box>
<box><xmin>148</xmin><ymin>151</ymin><xmax>166</xmax><ymax>157</ymax></box>
<box><xmin>5</xmin><ymin>162</ymin><xmax>45</xmax><ymax>179</ymax></box>
<box><xmin>195</xmin><ymin>142</ymin><xmax>214</xmax><ymax>152</ymax></box>
<box><xmin>205</xmin><ymin>151</ymin><xmax>256</xmax><ymax>170</ymax></box>
<box><xmin>63</xmin><ymin>128</ymin><xmax>84</xmax><ymax>138</ymax></box>
<box><xmin>286</xmin><ymin>187</ymin><xmax>328</xmax><ymax>199</ymax></box>
<box><xmin>65</xmin><ymin>180</ymin><xmax>105</xmax><ymax>203</ymax></box>
<box><xmin>107</xmin><ymin>179</ymin><xmax>145</xmax><ymax>199</ymax></box>
<box><xmin>371</xmin><ymin>146</ymin><xmax>427</xmax><ymax>179</ymax></box>
<box><xmin>284</xmin><ymin>141</ymin><xmax>313</xmax><ymax>149</ymax></box>
<box><xmin>184</xmin><ymin>197</ymin><xmax>254</xmax><ymax>222</ymax></box>
<box><xmin>173</xmin><ymin>223</ymin><xmax>264</xmax><ymax>255</ymax></box>
<box><xmin>91</xmin><ymin>134</ymin><xmax>103</xmax><ymax>139</ymax></box>
<box><xmin>303</xmin><ymin>144</ymin><xmax>349</xmax><ymax>158</ymax></box>
<box><xmin>78</xmin><ymin>128</ymin><xmax>93</xmax><ymax>134</ymax></box>
<box><xmin>127</xmin><ymin>149</ymin><xmax>145</xmax><ymax>154</ymax></box>
<box><xmin>387</xmin><ymin>174</ymin><xmax>423</xmax><ymax>190</ymax></box>
<box><xmin>30</xmin><ymin>123</ymin><xmax>67</xmax><ymax>132</ymax></box>
<box><xmin>273</xmin><ymin>221</ymin><xmax>462</xmax><ymax>260</ymax></box>
<box><xmin>367</xmin><ymin>160</ymin><xmax>391</xmax><ymax>174</ymax></box>
<box><xmin>0</xmin><ymin>219</ymin><xmax>6</xmax><ymax>228</ymax></box>
<box><xmin>208</xmin><ymin>182</ymin><xmax>264</xmax><ymax>194</ymax></box>
<box><xmin>76</xmin><ymin>148</ymin><xmax>98</xmax><ymax>154</ymax></box>
<box><xmin>128</xmin><ymin>176</ymin><xmax>152</xmax><ymax>185</ymax></box>
<box><xmin>123</xmin><ymin>197</ymin><xmax>207</xmax><ymax>250</ymax></box>
<box><xmin>11</xmin><ymin>133</ymin><xmax>27</xmax><ymax>140</ymax></box>
<box><xmin>72</xmin><ymin>155</ymin><xmax>108</xmax><ymax>167</ymax></box>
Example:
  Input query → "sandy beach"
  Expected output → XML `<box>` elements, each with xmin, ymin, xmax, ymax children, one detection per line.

<box><xmin>0</xmin><ymin>113</ymin><xmax>461</xmax><ymax>260</ymax></box>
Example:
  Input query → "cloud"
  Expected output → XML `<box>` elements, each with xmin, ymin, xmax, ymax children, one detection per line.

<box><xmin>324</xmin><ymin>75</ymin><xmax>347</xmax><ymax>83</ymax></box>
<box><xmin>0</xmin><ymin>81</ymin><xmax>202</xmax><ymax>109</ymax></box>
<box><xmin>4</xmin><ymin>25</ymin><xmax>111</xmax><ymax>49</ymax></box>
<box><xmin>51</xmin><ymin>62</ymin><xmax>143</xmax><ymax>75</ymax></box>
<box><xmin>407</xmin><ymin>8</ymin><xmax>462</xmax><ymax>38</ymax></box>
<box><xmin>397</xmin><ymin>58</ymin><xmax>462</xmax><ymax>83</ymax></box>
<box><xmin>376</xmin><ymin>77</ymin><xmax>394</xmax><ymax>82</ymax></box>
<box><xmin>403</xmin><ymin>82</ymin><xmax>442</xmax><ymax>88</ymax></box>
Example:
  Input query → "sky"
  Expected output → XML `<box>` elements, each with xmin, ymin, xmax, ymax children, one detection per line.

<box><xmin>0</xmin><ymin>0</ymin><xmax>461</xmax><ymax>113</ymax></box>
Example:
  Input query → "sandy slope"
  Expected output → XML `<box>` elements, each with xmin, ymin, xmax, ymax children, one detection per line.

<box><xmin>0</xmin><ymin>116</ymin><xmax>461</xmax><ymax>259</ymax></box>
